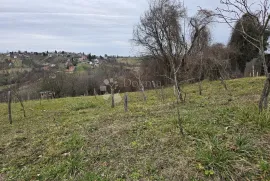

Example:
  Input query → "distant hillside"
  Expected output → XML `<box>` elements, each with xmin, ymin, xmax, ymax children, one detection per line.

<box><xmin>0</xmin><ymin>52</ymin><xmax>142</xmax><ymax>102</ymax></box>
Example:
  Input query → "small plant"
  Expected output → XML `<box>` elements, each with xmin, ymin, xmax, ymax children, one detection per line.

<box><xmin>204</xmin><ymin>169</ymin><xmax>215</xmax><ymax>176</ymax></box>
<box><xmin>130</xmin><ymin>171</ymin><xmax>141</xmax><ymax>180</ymax></box>
<box><xmin>258</xmin><ymin>159</ymin><xmax>270</xmax><ymax>176</ymax></box>
<box><xmin>131</xmin><ymin>141</ymin><xmax>139</xmax><ymax>148</ymax></box>
<box><xmin>196</xmin><ymin>163</ymin><xmax>215</xmax><ymax>177</ymax></box>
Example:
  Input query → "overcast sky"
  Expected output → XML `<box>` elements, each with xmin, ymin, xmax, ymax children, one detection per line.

<box><xmin>0</xmin><ymin>0</ymin><xmax>231</xmax><ymax>56</ymax></box>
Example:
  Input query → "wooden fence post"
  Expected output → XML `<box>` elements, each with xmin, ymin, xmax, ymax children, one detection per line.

<box><xmin>111</xmin><ymin>89</ymin><xmax>115</xmax><ymax>108</ymax></box>
<box><xmin>124</xmin><ymin>93</ymin><xmax>128</xmax><ymax>112</ymax></box>
<box><xmin>8</xmin><ymin>91</ymin><xmax>12</xmax><ymax>124</ymax></box>
<box><xmin>173</xmin><ymin>85</ymin><xmax>176</xmax><ymax>96</ymax></box>
<box><xmin>94</xmin><ymin>88</ymin><xmax>97</xmax><ymax>99</ymax></box>
<box><xmin>161</xmin><ymin>86</ymin><xmax>165</xmax><ymax>103</ymax></box>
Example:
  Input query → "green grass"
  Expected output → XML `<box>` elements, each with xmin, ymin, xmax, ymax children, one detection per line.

<box><xmin>1</xmin><ymin>77</ymin><xmax>270</xmax><ymax>180</ymax></box>
<box><xmin>76</xmin><ymin>64</ymin><xmax>91</xmax><ymax>72</ymax></box>
<box><xmin>117</xmin><ymin>58</ymin><xmax>142</xmax><ymax>65</ymax></box>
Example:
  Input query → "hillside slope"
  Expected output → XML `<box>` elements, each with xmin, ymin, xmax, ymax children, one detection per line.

<box><xmin>0</xmin><ymin>77</ymin><xmax>270</xmax><ymax>180</ymax></box>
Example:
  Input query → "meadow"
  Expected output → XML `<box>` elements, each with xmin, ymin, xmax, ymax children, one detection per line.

<box><xmin>0</xmin><ymin>77</ymin><xmax>270</xmax><ymax>180</ymax></box>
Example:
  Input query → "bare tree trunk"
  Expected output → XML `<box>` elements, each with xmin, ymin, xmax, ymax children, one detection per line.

<box><xmin>219</xmin><ymin>76</ymin><xmax>228</xmax><ymax>91</ymax></box>
<box><xmin>17</xmin><ymin>94</ymin><xmax>26</xmax><ymax>117</ymax></box>
<box><xmin>259</xmin><ymin>40</ymin><xmax>270</xmax><ymax>112</ymax></box>
<box><xmin>111</xmin><ymin>88</ymin><xmax>115</xmax><ymax>108</ymax></box>
<box><xmin>12</xmin><ymin>91</ymin><xmax>26</xmax><ymax>118</ymax></box>
<box><xmin>152</xmin><ymin>81</ymin><xmax>159</xmax><ymax>98</ymax></box>
<box><xmin>259</xmin><ymin>78</ymin><xmax>270</xmax><ymax>112</ymax></box>
<box><xmin>124</xmin><ymin>93</ymin><xmax>128</xmax><ymax>112</ymax></box>
<box><xmin>198</xmin><ymin>52</ymin><xmax>203</xmax><ymax>95</ymax></box>
<box><xmin>161</xmin><ymin>86</ymin><xmax>165</xmax><ymax>103</ymax></box>
<box><xmin>139</xmin><ymin>80</ymin><xmax>147</xmax><ymax>102</ymax></box>
<box><xmin>94</xmin><ymin>88</ymin><xmax>97</xmax><ymax>99</ymax></box>
<box><xmin>8</xmin><ymin>91</ymin><xmax>12</xmax><ymax>124</ymax></box>
<box><xmin>173</xmin><ymin>72</ymin><xmax>184</xmax><ymax>136</ymax></box>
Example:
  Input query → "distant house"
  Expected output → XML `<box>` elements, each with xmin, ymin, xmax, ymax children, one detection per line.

<box><xmin>245</xmin><ymin>52</ymin><xmax>270</xmax><ymax>77</ymax></box>
<box><xmin>14</xmin><ymin>55</ymin><xmax>17</xmax><ymax>59</ymax></box>
<box><xmin>94</xmin><ymin>59</ymin><xmax>99</xmax><ymax>64</ymax></box>
<box><xmin>65</xmin><ymin>66</ymin><xmax>76</xmax><ymax>73</ymax></box>
<box><xmin>78</xmin><ymin>55</ymin><xmax>88</xmax><ymax>62</ymax></box>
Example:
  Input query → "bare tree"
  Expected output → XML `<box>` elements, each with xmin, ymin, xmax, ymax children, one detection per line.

<box><xmin>216</xmin><ymin>0</ymin><xmax>270</xmax><ymax>111</ymax></box>
<box><xmin>133</xmin><ymin>0</ymin><xmax>213</xmax><ymax>135</ymax></box>
<box><xmin>104</xmin><ymin>78</ymin><xmax>119</xmax><ymax>108</ymax></box>
<box><xmin>12</xmin><ymin>89</ymin><xmax>26</xmax><ymax>117</ymax></box>
<box><xmin>189</xmin><ymin>9</ymin><xmax>213</xmax><ymax>95</ymax></box>
<box><xmin>6</xmin><ymin>71</ymin><xmax>29</xmax><ymax>123</ymax></box>
<box><xmin>100</xmin><ymin>62</ymin><xmax>122</xmax><ymax>108</ymax></box>
<box><xmin>133</xmin><ymin>69</ymin><xmax>147</xmax><ymax>102</ymax></box>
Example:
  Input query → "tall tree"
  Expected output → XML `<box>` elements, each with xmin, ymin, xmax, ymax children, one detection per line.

<box><xmin>133</xmin><ymin>0</ymin><xmax>213</xmax><ymax>135</ymax></box>
<box><xmin>228</xmin><ymin>13</ymin><xmax>269</xmax><ymax>73</ymax></box>
<box><xmin>87</xmin><ymin>53</ymin><xmax>92</xmax><ymax>61</ymax></box>
<box><xmin>217</xmin><ymin>0</ymin><xmax>270</xmax><ymax>111</ymax></box>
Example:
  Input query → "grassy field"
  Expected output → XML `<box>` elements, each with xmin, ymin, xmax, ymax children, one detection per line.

<box><xmin>76</xmin><ymin>63</ymin><xmax>92</xmax><ymax>72</ymax></box>
<box><xmin>117</xmin><ymin>58</ymin><xmax>142</xmax><ymax>66</ymax></box>
<box><xmin>1</xmin><ymin>77</ymin><xmax>270</xmax><ymax>180</ymax></box>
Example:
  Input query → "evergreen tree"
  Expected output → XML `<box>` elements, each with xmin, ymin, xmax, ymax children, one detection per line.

<box><xmin>229</xmin><ymin>13</ymin><xmax>270</xmax><ymax>73</ymax></box>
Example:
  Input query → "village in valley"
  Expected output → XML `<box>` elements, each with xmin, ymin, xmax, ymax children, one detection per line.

<box><xmin>2</xmin><ymin>51</ymin><xmax>117</xmax><ymax>73</ymax></box>
<box><xmin>0</xmin><ymin>50</ymin><xmax>140</xmax><ymax>102</ymax></box>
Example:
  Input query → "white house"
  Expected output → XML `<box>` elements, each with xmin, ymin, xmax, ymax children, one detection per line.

<box><xmin>94</xmin><ymin>59</ymin><xmax>99</xmax><ymax>64</ymax></box>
